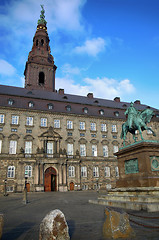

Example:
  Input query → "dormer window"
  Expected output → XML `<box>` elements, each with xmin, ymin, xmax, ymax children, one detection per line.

<box><xmin>48</xmin><ymin>103</ymin><xmax>53</xmax><ymax>110</ymax></box>
<box><xmin>83</xmin><ymin>107</ymin><xmax>88</xmax><ymax>114</ymax></box>
<box><xmin>114</xmin><ymin>111</ymin><xmax>119</xmax><ymax>117</ymax></box>
<box><xmin>39</xmin><ymin>72</ymin><xmax>45</xmax><ymax>85</ymax></box>
<box><xmin>63</xmin><ymin>96</ymin><xmax>68</xmax><ymax>99</ymax></box>
<box><xmin>28</xmin><ymin>101</ymin><xmax>34</xmax><ymax>108</ymax></box>
<box><xmin>8</xmin><ymin>99</ymin><xmax>14</xmax><ymax>105</ymax></box>
<box><xmin>94</xmin><ymin>100</ymin><xmax>99</xmax><ymax>104</ymax></box>
<box><xmin>99</xmin><ymin>109</ymin><xmax>104</xmax><ymax>115</ymax></box>
<box><xmin>66</xmin><ymin>105</ymin><xmax>71</xmax><ymax>112</ymax></box>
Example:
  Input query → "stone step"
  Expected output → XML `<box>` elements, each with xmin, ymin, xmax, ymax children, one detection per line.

<box><xmin>89</xmin><ymin>199</ymin><xmax>159</xmax><ymax>212</ymax></box>
<box><xmin>99</xmin><ymin>194</ymin><xmax>159</xmax><ymax>203</ymax></box>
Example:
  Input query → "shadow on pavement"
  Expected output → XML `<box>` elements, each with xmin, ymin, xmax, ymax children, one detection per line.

<box><xmin>2</xmin><ymin>222</ymin><xmax>35</xmax><ymax>240</ymax></box>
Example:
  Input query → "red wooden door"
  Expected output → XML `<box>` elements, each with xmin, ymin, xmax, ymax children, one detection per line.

<box><xmin>44</xmin><ymin>167</ymin><xmax>57</xmax><ymax>192</ymax></box>
<box><xmin>70</xmin><ymin>182</ymin><xmax>74</xmax><ymax>191</ymax></box>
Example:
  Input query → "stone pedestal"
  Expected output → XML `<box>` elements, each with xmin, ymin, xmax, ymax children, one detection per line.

<box><xmin>116</xmin><ymin>141</ymin><xmax>159</xmax><ymax>188</ymax></box>
<box><xmin>89</xmin><ymin>141</ymin><xmax>159</xmax><ymax>212</ymax></box>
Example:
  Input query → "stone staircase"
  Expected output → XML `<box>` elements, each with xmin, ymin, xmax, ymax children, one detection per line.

<box><xmin>89</xmin><ymin>188</ymin><xmax>159</xmax><ymax>212</ymax></box>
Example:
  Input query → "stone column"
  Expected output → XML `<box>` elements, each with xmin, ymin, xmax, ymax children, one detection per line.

<box><xmin>58</xmin><ymin>164</ymin><xmax>63</xmax><ymax>185</ymax></box>
<box><xmin>40</xmin><ymin>164</ymin><xmax>44</xmax><ymax>185</ymax></box>
<box><xmin>34</xmin><ymin>164</ymin><xmax>39</xmax><ymax>185</ymax></box>
<box><xmin>63</xmin><ymin>164</ymin><xmax>67</xmax><ymax>185</ymax></box>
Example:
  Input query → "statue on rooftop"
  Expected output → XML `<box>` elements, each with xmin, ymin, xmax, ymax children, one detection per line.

<box><xmin>37</xmin><ymin>5</ymin><xmax>47</xmax><ymax>25</ymax></box>
<box><xmin>121</xmin><ymin>102</ymin><xmax>156</xmax><ymax>146</ymax></box>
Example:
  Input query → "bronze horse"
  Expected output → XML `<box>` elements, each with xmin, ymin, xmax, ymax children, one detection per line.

<box><xmin>121</xmin><ymin>108</ymin><xmax>156</xmax><ymax>146</ymax></box>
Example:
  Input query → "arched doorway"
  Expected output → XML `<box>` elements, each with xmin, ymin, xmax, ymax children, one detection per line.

<box><xmin>44</xmin><ymin>167</ymin><xmax>57</xmax><ymax>192</ymax></box>
<box><xmin>70</xmin><ymin>182</ymin><xmax>74</xmax><ymax>191</ymax></box>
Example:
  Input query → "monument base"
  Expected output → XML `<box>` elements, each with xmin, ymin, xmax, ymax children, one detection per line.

<box><xmin>89</xmin><ymin>141</ymin><xmax>159</xmax><ymax>212</ymax></box>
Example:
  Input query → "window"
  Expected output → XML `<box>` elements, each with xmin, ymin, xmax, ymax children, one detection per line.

<box><xmin>47</xmin><ymin>142</ymin><xmax>53</xmax><ymax>154</ymax></box>
<box><xmin>0</xmin><ymin>114</ymin><xmax>4</xmax><ymax>124</ymax></box>
<box><xmin>28</xmin><ymin>101</ymin><xmax>34</xmax><ymax>108</ymax></box>
<box><xmin>113</xmin><ymin>145</ymin><xmax>119</xmax><ymax>153</ymax></box>
<box><xmin>66</xmin><ymin>105</ymin><xmax>71</xmax><ymax>112</ymax></box>
<box><xmin>112</xmin><ymin>125</ymin><xmax>117</xmax><ymax>132</ymax></box>
<box><xmin>114</xmin><ymin>111</ymin><xmax>119</xmax><ymax>117</ymax></box>
<box><xmin>8</xmin><ymin>99</ymin><xmax>14</xmax><ymax>105</ymax></box>
<box><xmin>80</xmin><ymin>133</ymin><xmax>85</xmax><ymax>137</ymax></box>
<box><xmin>11</xmin><ymin>128</ymin><xmax>17</xmax><ymax>132</ymax></box>
<box><xmin>80</xmin><ymin>144</ymin><xmax>86</xmax><ymax>156</ymax></box>
<box><xmin>26</xmin><ymin>117</ymin><xmax>33</xmax><ymax>126</ymax></box>
<box><xmin>91</xmin><ymin>134</ymin><xmax>96</xmax><ymax>138</ymax></box>
<box><xmin>67</xmin><ymin>132</ymin><xmax>72</xmax><ymax>136</ymax></box>
<box><xmin>12</xmin><ymin>116</ymin><xmax>19</xmax><ymax>125</ymax></box>
<box><xmin>7</xmin><ymin>166</ymin><xmax>15</xmax><ymax>178</ymax></box>
<box><xmin>92</xmin><ymin>145</ymin><xmax>97</xmax><ymax>157</ymax></box>
<box><xmin>101</xmin><ymin>123</ymin><xmax>107</xmax><ymax>132</ymax></box>
<box><xmin>25</xmin><ymin>165</ymin><xmax>32</xmax><ymax>177</ymax></box>
<box><xmin>41</xmin><ymin>118</ymin><xmax>47</xmax><ymax>127</ymax></box>
<box><xmin>81</xmin><ymin>166</ymin><xmax>87</xmax><ymax>177</ymax></box>
<box><xmin>115</xmin><ymin>166</ymin><xmax>119</xmax><ymax>177</ymax></box>
<box><xmin>103</xmin><ymin>145</ymin><xmax>108</xmax><ymax>157</ymax></box>
<box><xmin>54</xmin><ymin>119</ymin><xmax>60</xmax><ymax>128</ymax></box>
<box><xmin>105</xmin><ymin>167</ymin><xmax>110</xmax><ymax>177</ymax></box>
<box><xmin>67</xmin><ymin>143</ymin><xmax>73</xmax><ymax>156</ymax></box>
<box><xmin>99</xmin><ymin>109</ymin><xmax>104</xmax><ymax>115</ymax></box>
<box><xmin>67</xmin><ymin>120</ymin><xmax>73</xmax><ymax>129</ymax></box>
<box><xmin>39</xmin><ymin>72</ymin><xmax>45</xmax><ymax>85</ymax></box>
<box><xmin>93</xmin><ymin>167</ymin><xmax>99</xmax><ymax>177</ymax></box>
<box><xmin>25</xmin><ymin>141</ymin><xmax>32</xmax><ymax>154</ymax></box>
<box><xmin>69</xmin><ymin>166</ymin><xmax>75</xmax><ymax>177</ymax></box>
<box><xmin>48</xmin><ymin>103</ymin><xmax>53</xmax><ymax>110</ymax></box>
<box><xmin>41</xmin><ymin>39</ymin><xmax>44</xmax><ymax>46</ymax></box>
<box><xmin>9</xmin><ymin>140</ymin><xmax>17</xmax><ymax>154</ymax></box>
<box><xmin>0</xmin><ymin>139</ymin><xmax>2</xmax><ymax>153</ymax></box>
<box><xmin>91</xmin><ymin>122</ymin><xmax>96</xmax><ymax>131</ymax></box>
<box><xmin>83</xmin><ymin>107</ymin><xmax>88</xmax><ymax>113</ymax></box>
<box><xmin>79</xmin><ymin>121</ymin><xmax>85</xmax><ymax>130</ymax></box>
<box><xmin>0</xmin><ymin>127</ymin><xmax>3</xmax><ymax>131</ymax></box>
<box><xmin>102</xmin><ymin>135</ymin><xmax>107</xmax><ymax>138</ymax></box>
<box><xmin>26</xmin><ymin>129</ymin><xmax>32</xmax><ymax>133</ymax></box>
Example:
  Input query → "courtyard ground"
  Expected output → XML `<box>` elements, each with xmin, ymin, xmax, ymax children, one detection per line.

<box><xmin>0</xmin><ymin>191</ymin><xmax>159</xmax><ymax>240</ymax></box>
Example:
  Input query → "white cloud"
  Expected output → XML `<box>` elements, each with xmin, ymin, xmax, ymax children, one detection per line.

<box><xmin>0</xmin><ymin>60</ymin><xmax>16</xmax><ymax>76</ymax></box>
<box><xmin>0</xmin><ymin>0</ymin><xmax>86</xmax><ymax>34</ymax></box>
<box><xmin>74</xmin><ymin>37</ymin><xmax>107</xmax><ymax>56</ymax></box>
<box><xmin>61</xmin><ymin>63</ymin><xmax>80</xmax><ymax>75</ymax></box>
<box><xmin>56</xmin><ymin>76</ymin><xmax>135</xmax><ymax>99</ymax></box>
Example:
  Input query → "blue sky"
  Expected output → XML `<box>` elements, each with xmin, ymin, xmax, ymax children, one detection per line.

<box><xmin>0</xmin><ymin>0</ymin><xmax>159</xmax><ymax>109</ymax></box>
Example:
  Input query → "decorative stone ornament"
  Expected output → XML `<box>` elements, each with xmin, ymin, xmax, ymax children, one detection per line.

<box><xmin>39</xmin><ymin>209</ymin><xmax>70</xmax><ymax>240</ymax></box>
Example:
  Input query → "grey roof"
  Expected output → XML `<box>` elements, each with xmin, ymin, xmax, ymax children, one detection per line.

<box><xmin>0</xmin><ymin>84</ymin><xmax>158</xmax><ymax>111</ymax></box>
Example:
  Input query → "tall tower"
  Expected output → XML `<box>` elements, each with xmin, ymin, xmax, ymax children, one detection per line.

<box><xmin>24</xmin><ymin>5</ymin><xmax>57</xmax><ymax>92</ymax></box>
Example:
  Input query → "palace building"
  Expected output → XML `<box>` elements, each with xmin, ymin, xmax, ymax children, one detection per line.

<box><xmin>0</xmin><ymin>8</ymin><xmax>159</xmax><ymax>193</ymax></box>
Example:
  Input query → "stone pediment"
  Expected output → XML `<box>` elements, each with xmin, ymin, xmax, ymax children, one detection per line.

<box><xmin>39</xmin><ymin>126</ymin><xmax>62</xmax><ymax>139</ymax></box>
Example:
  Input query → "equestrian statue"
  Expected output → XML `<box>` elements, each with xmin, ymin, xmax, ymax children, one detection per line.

<box><xmin>121</xmin><ymin>102</ymin><xmax>156</xmax><ymax>146</ymax></box>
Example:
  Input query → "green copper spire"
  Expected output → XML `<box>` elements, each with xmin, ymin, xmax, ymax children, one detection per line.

<box><xmin>37</xmin><ymin>5</ymin><xmax>47</xmax><ymax>25</ymax></box>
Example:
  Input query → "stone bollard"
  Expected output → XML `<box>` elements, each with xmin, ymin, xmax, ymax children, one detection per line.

<box><xmin>0</xmin><ymin>214</ymin><xmax>4</xmax><ymax>240</ymax></box>
<box><xmin>39</xmin><ymin>209</ymin><xmax>70</xmax><ymax>240</ymax></box>
<box><xmin>23</xmin><ymin>188</ymin><xmax>28</xmax><ymax>204</ymax></box>
<box><xmin>103</xmin><ymin>208</ymin><xmax>135</xmax><ymax>239</ymax></box>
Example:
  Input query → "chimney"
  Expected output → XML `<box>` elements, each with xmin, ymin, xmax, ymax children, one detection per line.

<box><xmin>87</xmin><ymin>93</ymin><xmax>93</xmax><ymax>98</ymax></box>
<box><xmin>114</xmin><ymin>97</ymin><xmax>120</xmax><ymax>102</ymax></box>
<box><xmin>58</xmin><ymin>89</ymin><xmax>64</xmax><ymax>95</ymax></box>
<box><xmin>134</xmin><ymin>100</ymin><xmax>141</xmax><ymax>104</ymax></box>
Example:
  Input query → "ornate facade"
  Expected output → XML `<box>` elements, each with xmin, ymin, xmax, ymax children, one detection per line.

<box><xmin>0</xmin><ymin>9</ymin><xmax>159</xmax><ymax>193</ymax></box>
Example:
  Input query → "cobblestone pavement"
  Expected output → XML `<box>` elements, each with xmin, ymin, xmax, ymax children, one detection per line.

<box><xmin>0</xmin><ymin>191</ymin><xmax>159</xmax><ymax>240</ymax></box>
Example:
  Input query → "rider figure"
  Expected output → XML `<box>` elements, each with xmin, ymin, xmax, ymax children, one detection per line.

<box><xmin>125</xmin><ymin>102</ymin><xmax>138</xmax><ymax>130</ymax></box>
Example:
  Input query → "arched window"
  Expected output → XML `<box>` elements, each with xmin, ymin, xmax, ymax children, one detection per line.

<box><xmin>36</xmin><ymin>40</ymin><xmax>38</xmax><ymax>46</ymax></box>
<box><xmin>39</xmin><ymin>72</ymin><xmax>45</xmax><ymax>85</ymax></box>
<box><xmin>41</xmin><ymin>39</ymin><xmax>44</xmax><ymax>46</ymax></box>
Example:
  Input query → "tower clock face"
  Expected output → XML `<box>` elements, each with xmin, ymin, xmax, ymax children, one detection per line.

<box><xmin>151</xmin><ymin>156</ymin><xmax>159</xmax><ymax>171</ymax></box>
